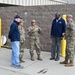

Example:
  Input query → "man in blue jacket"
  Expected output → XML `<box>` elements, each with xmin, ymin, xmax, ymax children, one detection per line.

<box><xmin>8</xmin><ymin>15</ymin><xmax>24</xmax><ymax>69</ymax></box>
<box><xmin>50</xmin><ymin>13</ymin><xmax>66</xmax><ymax>61</ymax></box>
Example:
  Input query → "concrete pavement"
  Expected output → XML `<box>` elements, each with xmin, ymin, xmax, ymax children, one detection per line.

<box><xmin>0</xmin><ymin>48</ymin><xmax>75</xmax><ymax>75</ymax></box>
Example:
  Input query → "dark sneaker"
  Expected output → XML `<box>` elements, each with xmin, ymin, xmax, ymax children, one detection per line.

<box><xmin>11</xmin><ymin>64</ymin><xmax>24</xmax><ymax>69</ymax></box>
<box><xmin>11</xmin><ymin>64</ymin><xmax>15</xmax><ymax>67</ymax></box>
<box><xmin>15</xmin><ymin>65</ymin><xmax>24</xmax><ymax>69</ymax></box>
<box><xmin>55</xmin><ymin>58</ymin><xmax>59</xmax><ymax>61</ymax></box>
<box><xmin>50</xmin><ymin>58</ymin><xmax>55</xmax><ymax>60</ymax></box>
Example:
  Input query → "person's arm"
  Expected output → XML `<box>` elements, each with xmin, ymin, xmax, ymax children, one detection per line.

<box><xmin>67</xmin><ymin>22</ymin><xmax>75</xmax><ymax>40</ymax></box>
<box><xmin>8</xmin><ymin>24</ymin><xmax>16</xmax><ymax>39</ymax></box>
<box><xmin>27</xmin><ymin>26</ymin><xmax>34</xmax><ymax>35</ymax></box>
<box><xmin>23</xmin><ymin>27</ymin><xmax>25</xmax><ymax>41</ymax></box>
<box><xmin>68</xmin><ymin>22</ymin><xmax>75</xmax><ymax>30</ymax></box>
<box><xmin>62</xmin><ymin>20</ymin><xmax>66</xmax><ymax>36</ymax></box>
<box><xmin>23</xmin><ymin>27</ymin><xmax>25</xmax><ymax>34</ymax></box>
<box><xmin>38</xmin><ymin>26</ymin><xmax>42</xmax><ymax>34</ymax></box>
<box><xmin>50</xmin><ymin>20</ymin><xmax>54</xmax><ymax>38</ymax></box>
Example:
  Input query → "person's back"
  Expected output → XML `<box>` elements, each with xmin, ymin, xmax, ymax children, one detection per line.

<box><xmin>66</xmin><ymin>21</ymin><xmax>75</xmax><ymax>40</ymax></box>
<box><xmin>60</xmin><ymin>14</ymin><xmax>75</xmax><ymax>67</ymax></box>
<box><xmin>8</xmin><ymin>20</ymin><xmax>20</xmax><ymax>42</ymax></box>
<box><xmin>18</xmin><ymin>26</ymin><xmax>25</xmax><ymax>42</ymax></box>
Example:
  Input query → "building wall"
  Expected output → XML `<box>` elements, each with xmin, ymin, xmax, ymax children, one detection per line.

<box><xmin>1</xmin><ymin>4</ymin><xmax>75</xmax><ymax>51</ymax></box>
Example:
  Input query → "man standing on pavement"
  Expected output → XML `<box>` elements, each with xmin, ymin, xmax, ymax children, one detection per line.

<box><xmin>50</xmin><ymin>13</ymin><xmax>66</xmax><ymax>61</ymax></box>
<box><xmin>8</xmin><ymin>15</ymin><xmax>24</xmax><ymax>69</ymax></box>
<box><xmin>60</xmin><ymin>14</ymin><xmax>75</xmax><ymax>67</ymax></box>
<box><xmin>28</xmin><ymin>20</ymin><xmax>42</xmax><ymax>61</ymax></box>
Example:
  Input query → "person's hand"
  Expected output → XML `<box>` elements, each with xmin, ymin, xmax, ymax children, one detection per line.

<box><xmin>68</xmin><ymin>37</ymin><xmax>70</xmax><ymax>40</ymax></box>
<box><xmin>31</xmin><ymin>29</ymin><xmax>34</xmax><ymax>31</ymax></box>
<box><xmin>7</xmin><ymin>38</ymin><xmax>10</xmax><ymax>43</ymax></box>
<box><xmin>28</xmin><ymin>27</ymin><xmax>34</xmax><ymax>32</ymax></box>
<box><xmin>38</xmin><ymin>27</ymin><xmax>41</xmax><ymax>30</ymax></box>
<box><xmin>62</xmin><ymin>33</ymin><xmax>65</xmax><ymax>37</ymax></box>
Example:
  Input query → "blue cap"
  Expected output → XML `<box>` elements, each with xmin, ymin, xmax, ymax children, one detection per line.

<box><xmin>14</xmin><ymin>15</ymin><xmax>21</xmax><ymax>19</ymax></box>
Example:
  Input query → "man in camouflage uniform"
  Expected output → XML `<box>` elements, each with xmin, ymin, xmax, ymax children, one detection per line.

<box><xmin>28</xmin><ymin>20</ymin><xmax>42</xmax><ymax>61</ymax></box>
<box><xmin>60</xmin><ymin>14</ymin><xmax>75</xmax><ymax>67</ymax></box>
<box><xmin>18</xmin><ymin>19</ymin><xmax>25</xmax><ymax>63</ymax></box>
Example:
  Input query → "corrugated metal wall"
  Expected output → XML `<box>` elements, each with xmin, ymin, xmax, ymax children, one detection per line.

<box><xmin>63</xmin><ymin>0</ymin><xmax>75</xmax><ymax>4</ymax></box>
<box><xmin>0</xmin><ymin>0</ymin><xmax>67</xmax><ymax>6</ymax></box>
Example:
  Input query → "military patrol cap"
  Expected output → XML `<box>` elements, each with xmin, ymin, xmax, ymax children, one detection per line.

<box><xmin>66</xmin><ymin>14</ymin><xmax>73</xmax><ymax>18</ymax></box>
<box><xmin>31</xmin><ymin>20</ymin><xmax>36</xmax><ymax>23</ymax></box>
<box><xmin>20</xmin><ymin>19</ymin><xmax>24</xmax><ymax>23</ymax></box>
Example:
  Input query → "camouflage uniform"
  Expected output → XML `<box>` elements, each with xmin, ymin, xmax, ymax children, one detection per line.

<box><xmin>18</xmin><ymin>26</ymin><xmax>25</xmax><ymax>59</ymax></box>
<box><xmin>28</xmin><ymin>25</ymin><xmax>42</xmax><ymax>56</ymax></box>
<box><xmin>65</xmin><ymin>21</ymin><xmax>75</xmax><ymax>61</ymax></box>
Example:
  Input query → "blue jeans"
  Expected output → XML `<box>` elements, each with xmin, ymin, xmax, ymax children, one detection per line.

<box><xmin>51</xmin><ymin>36</ymin><xmax>61</xmax><ymax>59</ymax></box>
<box><xmin>11</xmin><ymin>41</ymin><xmax>20</xmax><ymax>65</ymax></box>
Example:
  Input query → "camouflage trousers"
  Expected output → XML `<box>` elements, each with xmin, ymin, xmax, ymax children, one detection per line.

<box><xmin>29</xmin><ymin>38</ymin><xmax>41</xmax><ymax>55</ymax></box>
<box><xmin>20</xmin><ymin>42</ymin><xmax>25</xmax><ymax>59</ymax></box>
<box><xmin>65</xmin><ymin>39</ymin><xmax>74</xmax><ymax>61</ymax></box>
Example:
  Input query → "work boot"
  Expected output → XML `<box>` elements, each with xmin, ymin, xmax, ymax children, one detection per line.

<box><xmin>60</xmin><ymin>60</ymin><xmax>68</xmax><ymax>64</ymax></box>
<box><xmin>65</xmin><ymin>60</ymin><xmax>74</xmax><ymax>67</ymax></box>
<box><xmin>31</xmin><ymin>55</ymin><xmax>34</xmax><ymax>61</ymax></box>
<box><xmin>20</xmin><ymin>58</ymin><xmax>25</xmax><ymax>63</ymax></box>
<box><xmin>37</xmin><ymin>55</ymin><xmax>42</xmax><ymax>61</ymax></box>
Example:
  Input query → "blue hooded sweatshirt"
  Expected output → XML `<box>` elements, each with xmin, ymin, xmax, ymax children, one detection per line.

<box><xmin>8</xmin><ymin>20</ymin><xmax>20</xmax><ymax>42</ymax></box>
<box><xmin>51</xmin><ymin>18</ymin><xmax>66</xmax><ymax>37</ymax></box>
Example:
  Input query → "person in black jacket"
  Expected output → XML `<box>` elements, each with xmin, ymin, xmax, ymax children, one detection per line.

<box><xmin>8</xmin><ymin>15</ymin><xmax>24</xmax><ymax>69</ymax></box>
<box><xmin>50</xmin><ymin>13</ymin><xmax>66</xmax><ymax>61</ymax></box>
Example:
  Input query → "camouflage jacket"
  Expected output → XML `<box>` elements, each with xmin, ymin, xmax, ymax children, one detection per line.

<box><xmin>18</xmin><ymin>26</ymin><xmax>25</xmax><ymax>42</ymax></box>
<box><xmin>65</xmin><ymin>21</ymin><xmax>75</xmax><ymax>41</ymax></box>
<box><xmin>28</xmin><ymin>25</ymin><xmax>42</xmax><ymax>39</ymax></box>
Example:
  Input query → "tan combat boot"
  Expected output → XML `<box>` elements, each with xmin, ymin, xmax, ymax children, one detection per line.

<box><xmin>20</xmin><ymin>58</ymin><xmax>25</xmax><ymax>63</ymax></box>
<box><xmin>65</xmin><ymin>60</ymin><xmax>74</xmax><ymax>67</ymax></box>
<box><xmin>31</xmin><ymin>55</ymin><xmax>34</xmax><ymax>61</ymax></box>
<box><xmin>60</xmin><ymin>59</ymin><xmax>68</xmax><ymax>64</ymax></box>
<box><xmin>37</xmin><ymin>55</ymin><xmax>42</xmax><ymax>61</ymax></box>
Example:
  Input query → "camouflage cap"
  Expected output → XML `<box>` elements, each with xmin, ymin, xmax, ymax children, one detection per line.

<box><xmin>31</xmin><ymin>19</ymin><xmax>36</xmax><ymax>23</ymax></box>
<box><xmin>66</xmin><ymin>14</ymin><xmax>73</xmax><ymax>18</ymax></box>
<box><xmin>20</xmin><ymin>19</ymin><xmax>24</xmax><ymax>23</ymax></box>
